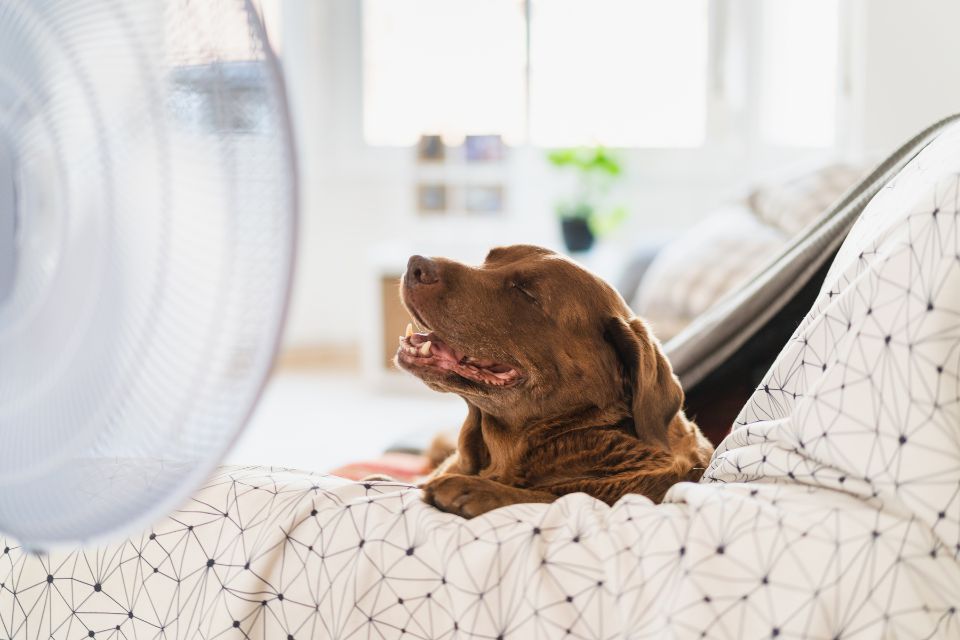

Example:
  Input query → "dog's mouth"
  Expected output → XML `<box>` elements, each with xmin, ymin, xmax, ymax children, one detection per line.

<box><xmin>396</xmin><ymin>324</ymin><xmax>522</xmax><ymax>388</ymax></box>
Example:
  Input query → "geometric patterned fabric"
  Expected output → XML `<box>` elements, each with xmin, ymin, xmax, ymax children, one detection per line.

<box><xmin>3</xmin><ymin>128</ymin><xmax>960</xmax><ymax>638</ymax></box>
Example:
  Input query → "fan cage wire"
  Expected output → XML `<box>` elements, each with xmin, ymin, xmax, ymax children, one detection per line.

<box><xmin>0</xmin><ymin>0</ymin><xmax>298</xmax><ymax>548</ymax></box>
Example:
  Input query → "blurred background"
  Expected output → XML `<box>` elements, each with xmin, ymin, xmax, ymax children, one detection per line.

<box><xmin>226</xmin><ymin>0</ymin><xmax>960</xmax><ymax>473</ymax></box>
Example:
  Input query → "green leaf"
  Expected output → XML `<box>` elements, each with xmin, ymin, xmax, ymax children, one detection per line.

<box><xmin>547</xmin><ymin>149</ymin><xmax>578</xmax><ymax>166</ymax></box>
<box><xmin>586</xmin><ymin>205</ymin><xmax>629</xmax><ymax>237</ymax></box>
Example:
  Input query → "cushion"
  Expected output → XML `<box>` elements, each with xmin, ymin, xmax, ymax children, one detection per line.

<box><xmin>329</xmin><ymin>451</ymin><xmax>429</xmax><ymax>482</ymax></box>
<box><xmin>633</xmin><ymin>205</ymin><xmax>784</xmax><ymax>339</ymax></box>
<box><xmin>748</xmin><ymin>163</ymin><xmax>866</xmax><ymax>235</ymax></box>
<box><xmin>633</xmin><ymin>164</ymin><xmax>865</xmax><ymax>340</ymax></box>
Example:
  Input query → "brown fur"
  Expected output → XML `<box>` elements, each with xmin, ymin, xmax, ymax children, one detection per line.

<box><xmin>396</xmin><ymin>245</ymin><xmax>713</xmax><ymax>518</ymax></box>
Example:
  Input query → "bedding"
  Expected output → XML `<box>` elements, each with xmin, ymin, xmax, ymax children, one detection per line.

<box><xmin>2</xmin><ymin>127</ymin><xmax>960</xmax><ymax>638</ymax></box>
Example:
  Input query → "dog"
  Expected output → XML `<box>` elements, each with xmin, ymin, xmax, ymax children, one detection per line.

<box><xmin>396</xmin><ymin>245</ymin><xmax>714</xmax><ymax>518</ymax></box>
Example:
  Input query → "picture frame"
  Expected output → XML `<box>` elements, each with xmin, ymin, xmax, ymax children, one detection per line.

<box><xmin>417</xmin><ymin>183</ymin><xmax>447</xmax><ymax>213</ymax></box>
<box><xmin>416</xmin><ymin>134</ymin><xmax>445</xmax><ymax>162</ymax></box>
<box><xmin>464</xmin><ymin>134</ymin><xmax>505</xmax><ymax>162</ymax></box>
<box><xmin>464</xmin><ymin>184</ymin><xmax>504</xmax><ymax>214</ymax></box>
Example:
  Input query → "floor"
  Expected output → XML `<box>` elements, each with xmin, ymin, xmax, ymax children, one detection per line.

<box><xmin>225</xmin><ymin>371</ymin><xmax>465</xmax><ymax>473</ymax></box>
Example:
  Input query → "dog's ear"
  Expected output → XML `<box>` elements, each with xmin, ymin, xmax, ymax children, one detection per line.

<box><xmin>455</xmin><ymin>401</ymin><xmax>490</xmax><ymax>474</ymax></box>
<box><xmin>604</xmin><ymin>316</ymin><xmax>683</xmax><ymax>449</ymax></box>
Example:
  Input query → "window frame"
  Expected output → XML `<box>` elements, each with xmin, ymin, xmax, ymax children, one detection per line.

<box><xmin>359</xmin><ymin>0</ymin><xmax>852</xmax><ymax>163</ymax></box>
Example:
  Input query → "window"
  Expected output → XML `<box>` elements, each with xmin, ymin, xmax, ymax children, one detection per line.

<box><xmin>362</xmin><ymin>0</ymin><xmax>841</xmax><ymax>149</ymax></box>
<box><xmin>758</xmin><ymin>1</ymin><xmax>840</xmax><ymax>147</ymax></box>
<box><xmin>528</xmin><ymin>0</ymin><xmax>708</xmax><ymax>147</ymax></box>
<box><xmin>362</xmin><ymin>0</ymin><xmax>527</xmax><ymax>146</ymax></box>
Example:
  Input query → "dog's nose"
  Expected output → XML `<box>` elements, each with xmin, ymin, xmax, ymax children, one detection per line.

<box><xmin>406</xmin><ymin>255</ymin><xmax>440</xmax><ymax>286</ymax></box>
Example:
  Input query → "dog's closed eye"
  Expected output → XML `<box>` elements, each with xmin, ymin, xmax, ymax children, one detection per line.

<box><xmin>510</xmin><ymin>280</ymin><xmax>538</xmax><ymax>303</ymax></box>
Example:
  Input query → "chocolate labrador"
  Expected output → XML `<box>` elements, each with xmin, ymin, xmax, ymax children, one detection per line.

<box><xmin>396</xmin><ymin>245</ymin><xmax>714</xmax><ymax>518</ymax></box>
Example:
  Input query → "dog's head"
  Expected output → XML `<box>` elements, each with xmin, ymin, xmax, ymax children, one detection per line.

<box><xmin>396</xmin><ymin>244</ymin><xmax>684</xmax><ymax>447</ymax></box>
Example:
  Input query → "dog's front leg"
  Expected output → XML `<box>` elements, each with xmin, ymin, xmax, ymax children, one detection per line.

<box><xmin>421</xmin><ymin>474</ymin><xmax>554</xmax><ymax>518</ymax></box>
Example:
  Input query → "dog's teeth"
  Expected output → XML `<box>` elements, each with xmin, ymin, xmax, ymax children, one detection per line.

<box><xmin>398</xmin><ymin>336</ymin><xmax>405</xmax><ymax>344</ymax></box>
<box><xmin>405</xmin><ymin>323</ymin><xmax>414</xmax><ymax>337</ymax></box>
<box><xmin>419</xmin><ymin>341</ymin><xmax>432</xmax><ymax>356</ymax></box>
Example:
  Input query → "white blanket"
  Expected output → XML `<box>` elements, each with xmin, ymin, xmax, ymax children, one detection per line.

<box><xmin>2</xmin><ymin>128</ymin><xmax>960</xmax><ymax>639</ymax></box>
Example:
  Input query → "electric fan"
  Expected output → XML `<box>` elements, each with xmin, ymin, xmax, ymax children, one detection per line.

<box><xmin>0</xmin><ymin>0</ymin><xmax>296</xmax><ymax>547</ymax></box>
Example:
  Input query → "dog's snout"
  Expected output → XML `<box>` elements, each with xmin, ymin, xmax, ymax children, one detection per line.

<box><xmin>406</xmin><ymin>255</ymin><xmax>440</xmax><ymax>286</ymax></box>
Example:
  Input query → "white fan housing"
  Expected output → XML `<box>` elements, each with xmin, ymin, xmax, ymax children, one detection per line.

<box><xmin>0</xmin><ymin>0</ymin><xmax>297</xmax><ymax>547</ymax></box>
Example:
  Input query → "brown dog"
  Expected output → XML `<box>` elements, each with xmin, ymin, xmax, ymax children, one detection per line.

<box><xmin>396</xmin><ymin>245</ymin><xmax>713</xmax><ymax>518</ymax></box>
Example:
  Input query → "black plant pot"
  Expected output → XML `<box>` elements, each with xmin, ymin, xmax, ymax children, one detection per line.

<box><xmin>561</xmin><ymin>218</ymin><xmax>595</xmax><ymax>253</ymax></box>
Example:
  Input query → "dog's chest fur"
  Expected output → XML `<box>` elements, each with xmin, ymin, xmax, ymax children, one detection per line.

<box><xmin>477</xmin><ymin>416</ymin><xmax>664</xmax><ymax>492</ymax></box>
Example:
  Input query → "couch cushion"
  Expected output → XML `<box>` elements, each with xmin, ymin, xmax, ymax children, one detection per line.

<box><xmin>633</xmin><ymin>205</ymin><xmax>784</xmax><ymax>339</ymax></box>
<box><xmin>633</xmin><ymin>164</ymin><xmax>865</xmax><ymax>342</ymax></box>
<box><xmin>748</xmin><ymin>163</ymin><xmax>866</xmax><ymax>235</ymax></box>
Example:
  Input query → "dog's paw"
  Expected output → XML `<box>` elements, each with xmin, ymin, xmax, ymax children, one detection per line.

<box><xmin>421</xmin><ymin>474</ymin><xmax>510</xmax><ymax>519</ymax></box>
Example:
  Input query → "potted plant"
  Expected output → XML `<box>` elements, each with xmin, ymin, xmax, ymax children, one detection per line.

<box><xmin>547</xmin><ymin>147</ymin><xmax>628</xmax><ymax>253</ymax></box>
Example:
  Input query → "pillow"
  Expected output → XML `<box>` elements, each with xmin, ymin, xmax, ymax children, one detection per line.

<box><xmin>632</xmin><ymin>164</ymin><xmax>866</xmax><ymax>340</ymax></box>
<box><xmin>632</xmin><ymin>206</ymin><xmax>784</xmax><ymax>340</ymax></box>
<box><xmin>747</xmin><ymin>163</ymin><xmax>866</xmax><ymax>235</ymax></box>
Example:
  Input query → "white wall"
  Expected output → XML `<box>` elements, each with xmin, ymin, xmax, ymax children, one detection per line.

<box><xmin>277</xmin><ymin>0</ymin><xmax>960</xmax><ymax>351</ymax></box>
<box><xmin>281</xmin><ymin>1</ymin><xmax>407</xmax><ymax>346</ymax></box>
<box><xmin>850</xmin><ymin>0</ymin><xmax>960</xmax><ymax>156</ymax></box>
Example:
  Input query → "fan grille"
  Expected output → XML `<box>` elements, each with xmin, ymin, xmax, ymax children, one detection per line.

<box><xmin>0</xmin><ymin>0</ymin><xmax>296</xmax><ymax>547</ymax></box>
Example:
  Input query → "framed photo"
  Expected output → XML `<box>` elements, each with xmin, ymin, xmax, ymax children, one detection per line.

<box><xmin>417</xmin><ymin>183</ymin><xmax>447</xmax><ymax>213</ymax></box>
<box><xmin>416</xmin><ymin>134</ymin><xmax>445</xmax><ymax>162</ymax></box>
<box><xmin>464</xmin><ymin>134</ymin><xmax>505</xmax><ymax>162</ymax></box>
<box><xmin>464</xmin><ymin>185</ymin><xmax>504</xmax><ymax>214</ymax></box>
